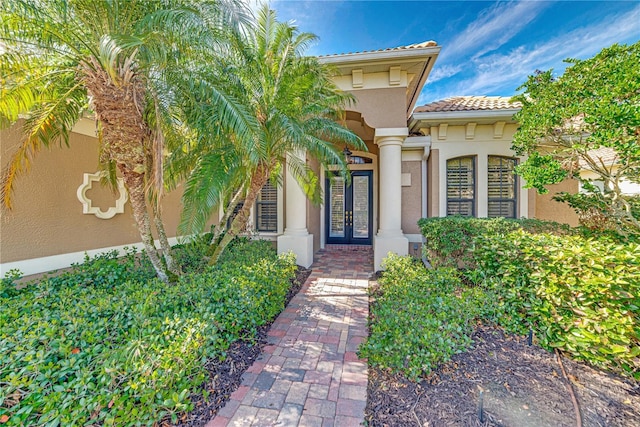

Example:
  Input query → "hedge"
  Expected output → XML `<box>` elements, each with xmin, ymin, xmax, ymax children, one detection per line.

<box><xmin>418</xmin><ymin>217</ymin><xmax>640</xmax><ymax>379</ymax></box>
<box><xmin>475</xmin><ymin>230</ymin><xmax>640</xmax><ymax>378</ymax></box>
<box><xmin>360</xmin><ymin>255</ymin><xmax>488</xmax><ymax>380</ymax></box>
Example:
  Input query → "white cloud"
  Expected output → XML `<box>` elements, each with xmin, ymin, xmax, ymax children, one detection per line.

<box><xmin>422</xmin><ymin>1</ymin><xmax>549</xmax><ymax>86</ymax></box>
<box><xmin>445</xmin><ymin>1</ymin><xmax>549</xmax><ymax>60</ymax></box>
<box><xmin>427</xmin><ymin>64</ymin><xmax>464</xmax><ymax>84</ymax></box>
<box><xmin>420</xmin><ymin>3</ymin><xmax>640</xmax><ymax>104</ymax></box>
<box><xmin>456</xmin><ymin>4</ymin><xmax>640</xmax><ymax>95</ymax></box>
<box><xmin>240</xmin><ymin>0</ymin><xmax>265</xmax><ymax>16</ymax></box>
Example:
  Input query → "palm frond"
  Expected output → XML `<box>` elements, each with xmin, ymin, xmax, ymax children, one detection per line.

<box><xmin>179</xmin><ymin>150</ymin><xmax>243</xmax><ymax>235</ymax></box>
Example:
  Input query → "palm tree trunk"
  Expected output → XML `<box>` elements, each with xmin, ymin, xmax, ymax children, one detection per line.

<box><xmin>209</xmin><ymin>166</ymin><xmax>269</xmax><ymax>264</ymax></box>
<box><xmin>122</xmin><ymin>168</ymin><xmax>169</xmax><ymax>283</ymax></box>
<box><xmin>152</xmin><ymin>202</ymin><xmax>179</xmax><ymax>277</ymax></box>
<box><xmin>211</xmin><ymin>185</ymin><xmax>245</xmax><ymax>246</ymax></box>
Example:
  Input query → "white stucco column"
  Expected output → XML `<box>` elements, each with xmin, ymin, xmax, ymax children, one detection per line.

<box><xmin>277</xmin><ymin>150</ymin><xmax>314</xmax><ymax>267</ymax></box>
<box><xmin>374</xmin><ymin>128</ymin><xmax>409</xmax><ymax>270</ymax></box>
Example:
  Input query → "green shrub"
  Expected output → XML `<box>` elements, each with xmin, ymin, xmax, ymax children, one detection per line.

<box><xmin>415</xmin><ymin>217</ymin><xmax>639</xmax><ymax>380</ymax></box>
<box><xmin>360</xmin><ymin>254</ymin><xmax>488</xmax><ymax>380</ymax></box>
<box><xmin>418</xmin><ymin>216</ymin><xmax>573</xmax><ymax>268</ymax></box>
<box><xmin>474</xmin><ymin>230</ymin><xmax>640</xmax><ymax>379</ymax></box>
<box><xmin>0</xmin><ymin>240</ymin><xmax>296</xmax><ymax>426</ymax></box>
<box><xmin>172</xmin><ymin>232</ymin><xmax>215</xmax><ymax>273</ymax></box>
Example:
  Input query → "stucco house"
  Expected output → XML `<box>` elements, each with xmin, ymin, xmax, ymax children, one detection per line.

<box><xmin>0</xmin><ymin>40</ymin><xmax>580</xmax><ymax>276</ymax></box>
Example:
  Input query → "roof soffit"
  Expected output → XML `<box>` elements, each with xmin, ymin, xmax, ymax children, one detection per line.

<box><xmin>409</xmin><ymin>109</ymin><xmax>520</xmax><ymax>133</ymax></box>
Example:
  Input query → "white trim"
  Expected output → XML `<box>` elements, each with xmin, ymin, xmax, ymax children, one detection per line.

<box><xmin>421</xmin><ymin>158</ymin><xmax>428</xmax><ymax>218</ymax></box>
<box><xmin>401</xmin><ymin>151</ymin><xmax>423</xmax><ymax>161</ymax></box>
<box><xmin>411</xmin><ymin>108</ymin><xmax>520</xmax><ymax>124</ymax></box>
<box><xmin>403</xmin><ymin>135</ymin><xmax>431</xmax><ymax>150</ymax></box>
<box><xmin>76</xmin><ymin>171</ymin><xmax>128</xmax><ymax>219</ymax></box>
<box><xmin>1</xmin><ymin>237</ymin><xmax>180</xmax><ymax>277</ymax></box>
<box><xmin>404</xmin><ymin>233</ymin><xmax>424</xmax><ymax>243</ymax></box>
<box><xmin>374</xmin><ymin>127</ymin><xmax>408</xmax><ymax>142</ymax></box>
<box><xmin>277</xmin><ymin>181</ymin><xmax>284</xmax><ymax>234</ymax></box>
<box><xmin>319</xmin><ymin>46</ymin><xmax>440</xmax><ymax>66</ymax></box>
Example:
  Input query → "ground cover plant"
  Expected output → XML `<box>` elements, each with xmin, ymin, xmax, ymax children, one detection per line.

<box><xmin>0</xmin><ymin>239</ymin><xmax>296</xmax><ymax>426</ymax></box>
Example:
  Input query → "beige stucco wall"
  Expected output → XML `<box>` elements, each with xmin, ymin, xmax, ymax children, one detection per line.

<box><xmin>0</xmin><ymin>125</ymin><xmax>193</xmax><ymax>264</ymax></box>
<box><xmin>427</xmin><ymin>148</ymin><xmax>439</xmax><ymax>217</ymax></box>
<box><xmin>534</xmin><ymin>179</ymin><xmax>580</xmax><ymax>226</ymax></box>
<box><xmin>401</xmin><ymin>160</ymin><xmax>422</xmax><ymax>234</ymax></box>
<box><xmin>528</xmin><ymin>188</ymin><xmax>536</xmax><ymax>218</ymax></box>
<box><xmin>348</xmin><ymin>87</ymin><xmax>408</xmax><ymax>129</ymax></box>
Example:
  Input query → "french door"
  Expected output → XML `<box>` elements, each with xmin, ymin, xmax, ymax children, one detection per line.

<box><xmin>325</xmin><ymin>170</ymin><xmax>373</xmax><ymax>245</ymax></box>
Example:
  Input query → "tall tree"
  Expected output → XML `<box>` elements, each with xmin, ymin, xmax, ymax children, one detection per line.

<box><xmin>0</xmin><ymin>0</ymin><xmax>247</xmax><ymax>281</ymax></box>
<box><xmin>512</xmin><ymin>42</ymin><xmax>640</xmax><ymax>235</ymax></box>
<box><xmin>172</xmin><ymin>5</ymin><xmax>364</xmax><ymax>263</ymax></box>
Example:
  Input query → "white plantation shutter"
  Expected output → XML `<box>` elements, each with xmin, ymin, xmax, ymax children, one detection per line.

<box><xmin>487</xmin><ymin>156</ymin><xmax>517</xmax><ymax>218</ymax></box>
<box><xmin>256</xmin><ymin>181</ymin><xmax>278</xmax><ymax>232</ymax></box>
<box><xmin>447</xmin><ymin>157</ymin><xmax>475</xmax><ymax>216</ymax></box>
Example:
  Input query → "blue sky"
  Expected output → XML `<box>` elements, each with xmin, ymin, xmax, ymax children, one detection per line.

<box><xmin>249</xmin><ymin>0</ymin><xmax>640</xmax><ymax>106</ymax></box>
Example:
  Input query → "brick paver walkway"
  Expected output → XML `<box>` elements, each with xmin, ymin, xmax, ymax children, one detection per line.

<box><xmin>207</xmin><ymin>247</ymin><xmax>372</xmax><ymax>427</ymax></box>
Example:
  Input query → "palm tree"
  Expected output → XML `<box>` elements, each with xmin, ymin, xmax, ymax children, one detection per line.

<box><xmin>0</xmin><ymin>0</ymin><xmax>247</xmax><ymax>281</ymax></box>
<box><xmin>173</xmin><ymin>6</ymin><xmax>365</xmax><ymax>264</ymax></box>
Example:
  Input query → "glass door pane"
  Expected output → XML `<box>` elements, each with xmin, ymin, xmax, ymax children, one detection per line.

<box><xmin>329</xmin><ymin>176</ymin><xmax>345</xmax><ymax>238</ymax></box>
<box><xmin>352</xmin><ymin>175</ymin><xmax>369</xmax><ymax>239</ymax></box>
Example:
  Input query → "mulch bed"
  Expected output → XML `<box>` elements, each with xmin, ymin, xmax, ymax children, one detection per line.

<box><xmin>164</xmin><ymin>266</ymin><xmax>311</xmax><ymax>427</ymax></box>
<box><xmin>366</xmin><ymin>326</ymin><xmax>640</xmax><ymax>427</ymax></box>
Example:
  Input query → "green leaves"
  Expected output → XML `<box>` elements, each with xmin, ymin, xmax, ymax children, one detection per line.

<box><xmin>512</xmin><ymin>41</ymin><xmax>640</xmax><ymax>234</ymax></box>
<box><xmin>0</xmin><ymin>239</ymin><xmax>296</xmax><ymax>426</ymax></box>
<box><xmin>361</xmin><ymin>255</ymin><xmax>487</xmax><ymax>381</ymax></box>
<box><xmin>173</xmin><ymin>5</ymin><xmax>364</xmax><ymax>250</ymax></box>
<box><xmin>418</xmin><ymin>216</ymin><xmax>573</xmax><ymax>269</ymax></box>
<box><xmin>515</xmin><ymin>152</ymin><xmax>567</xmax><ymax>193</ymax></box>
<box><xmin>420</xmin><ymin>217</ymin><xmax>639</xmax><ymax>380</ymax></box>
<box><xmin>413</xmin><ymin>217</ymin><xmax>640</xmax><ymax>380</ymax></box>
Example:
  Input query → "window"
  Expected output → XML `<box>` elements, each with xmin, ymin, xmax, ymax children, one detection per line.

<box><xmin>447</xmin><ymin>156</ymin><xmax>475</xmax><ymax>216</ymax></box>
<box><xmin>488</xmin><ymin>156</ymin><xmax>517</xmax><ymax>218</ymax></box>
<box><xmin>255</xmin><ymin>181</ymin><xmax>278</xmax><ymax>232</ymax></box>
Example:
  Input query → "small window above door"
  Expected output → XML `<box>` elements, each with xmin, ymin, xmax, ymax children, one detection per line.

<box><xmin>348</xmin><ymin>156</ymin><xmax>372</xmax><ymax>164</ymax></box>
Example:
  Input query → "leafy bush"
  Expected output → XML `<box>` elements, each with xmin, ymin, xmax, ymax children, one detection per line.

<box><xmin>418</xmin><ymin>216</ymin><xmax>573</xmax><ymax>269</ymax></box>
<box><xmin>0</xmin><ymin>240</ymin><xmax>296</xmax><ymax>426</ymax></box>
<box><xmin>172</xmin><ymin>232</ymin><xmax>215</xmax><ymax>273</ymax></box>
<box><xmin>418</xmin><ymin>217</ymin><xmax>640</xmax><ymax>379</ymax></box>
<box><xmin>360</xmin><ymin>255</ymin><xmax>488</xmax><ymax>380</ymax></box>
<box><xmin>474</xmin><ymin>230</ymin><xmax>640</xmax><ymax>379</ymax></box>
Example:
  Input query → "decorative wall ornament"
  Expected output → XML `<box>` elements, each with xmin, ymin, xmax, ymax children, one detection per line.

<box><xmin>76</xmin><ymin>172</ymin><xmax>128</xmax><ymax>219</ymax></box>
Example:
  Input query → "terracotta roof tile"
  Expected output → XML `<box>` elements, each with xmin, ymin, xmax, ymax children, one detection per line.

<box><xmin>579</xmin><ymin>147</ymin><xmax>619</xmax><ymax>168</ymax></box>
<box><xmin>318</xmin><ymin>40</ymin><xmax>438</xmax><ymax>58</ymax></box>
<box><xmin>414</xmin><ymin>96</ymin><xmax>522</xmax><ymax>113</ymax></box>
